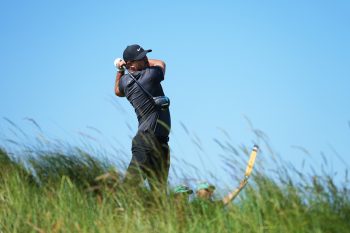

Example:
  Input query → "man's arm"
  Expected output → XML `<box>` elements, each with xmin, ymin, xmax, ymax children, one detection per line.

<box><xmin>115</xmin><ymin>70</ymin><xmax>125</xmax><ymax>97</ymax></box>
<box><xmin>114</xmin><ymin>58</ymin><xmax>126</xmax><ymax>97</ymax></box>
<box><xmin>221</xmin><ymin>179</ymin><xmax>248</xmax><ymax>206</ymax></box>
<box><xmin>148</xmin><ymin>59</ymin><xmax>166</xmax><ymax>76</ymax></box>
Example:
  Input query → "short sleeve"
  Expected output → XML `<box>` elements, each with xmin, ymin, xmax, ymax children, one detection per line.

<box><xmin>147</xmin><ymin>66</ymin><xmax>164</xmax><ymax>83</ymax></box>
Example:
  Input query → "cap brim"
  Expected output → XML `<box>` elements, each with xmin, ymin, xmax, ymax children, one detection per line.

<box><xmin>134</xmin><ymin>49</ymin><xmax>152</xmax><ymax>60</ymax></box>
<box><xmin>176</xmin><ymin>189</ymin><xmax>193</xmax><ymax>194</ymax></box>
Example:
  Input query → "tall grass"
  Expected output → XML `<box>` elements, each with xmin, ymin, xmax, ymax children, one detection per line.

<box><xmin>1</xmin><ymin>145</ymin><xmax>349</xmax><ymax>233</ymax></box>
<box><xmin>0</xmin><ymin>119</ymin><xmax>349</xmax><ymax>232</ymax></box>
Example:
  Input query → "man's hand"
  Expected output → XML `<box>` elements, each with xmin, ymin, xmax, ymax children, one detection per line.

<box><xmin>114</xmin><ymin>58</ymin><xmax>126</xmax><ymax>97</ymax></box>
<box><xmin>239</xmin><ymin>179</ymin><xmax>248</xmax><ymax>189</ymax></box>
<box><xmin>114</xmin><ymin>58</ymin><xmax>126</xmax><ymax>70</ymax></box>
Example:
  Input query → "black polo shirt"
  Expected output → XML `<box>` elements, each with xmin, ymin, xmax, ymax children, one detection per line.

<box><xmin>119</xmin><ymin>66</ymin><xmax>171</xmax><ymax>139</ymax></box>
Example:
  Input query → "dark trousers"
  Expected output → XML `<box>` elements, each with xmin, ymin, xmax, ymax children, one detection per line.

<box><xmin>124</xmin><ymin>131</ymin><xmax>170</xmax><ymax>193</ymax></box>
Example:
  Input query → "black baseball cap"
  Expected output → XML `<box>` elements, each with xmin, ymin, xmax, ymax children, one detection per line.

<box><xmin>123</xmin><ymin>44</ymin><xmax>152</xmax><ymax>62</ymax></box>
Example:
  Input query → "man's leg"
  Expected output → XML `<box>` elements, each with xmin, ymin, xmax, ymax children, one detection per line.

<box><xmin>157</xmin><ymin>142</ymin><xmax>170</xmax><ymax>190</ymax></box>
<box><xmin>124</xmin><ymin>132</ymin><xmax>170</xmax><ymax>194</ymax></box>
<box><xmin>123</xmin><ymin>132</ymin><xmax>150</xmax><ymax>189</ymax></box>
<box><xmin>146</xmin><ymin>140</ymin><xmax>170</xmax><ymax>194</ymax></box>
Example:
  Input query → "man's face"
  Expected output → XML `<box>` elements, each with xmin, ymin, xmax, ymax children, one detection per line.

<box><xmin>196</xmin><ymin>189</ymin><xmax>214</xmax><ymax>200</ymax></box>
<box><xmin>127</xmin><ymin>57</ymin><xmax>149</xmax><ymax>71</ymax></box>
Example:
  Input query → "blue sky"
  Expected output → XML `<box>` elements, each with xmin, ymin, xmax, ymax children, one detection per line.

<box><xmin>1</xmin><ymin>0</ymin><xmax>349</xmax><ymax>190</ymax></box>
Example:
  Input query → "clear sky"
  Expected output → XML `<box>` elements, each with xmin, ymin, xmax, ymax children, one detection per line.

<box><xmin>1</xmin><ymin>0</ymin><xmax>349</xmax><ymax>190</ymax></box>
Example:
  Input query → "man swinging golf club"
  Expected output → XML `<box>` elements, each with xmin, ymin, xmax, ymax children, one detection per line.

<box><xmin>114</xmin><ymin>44</ymin><xmax>171</xmax><ymax>194</ymax></box>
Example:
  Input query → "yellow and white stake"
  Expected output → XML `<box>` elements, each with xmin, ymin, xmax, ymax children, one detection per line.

<box><xmin>244</xmin><ymin>145</ymin><xmax>259</xmax><ymax>180</ymax></box>
<box><xmin>223</xmin><ymin>145</ymin><xmax>259</xmax><ymax>205</ymax></box>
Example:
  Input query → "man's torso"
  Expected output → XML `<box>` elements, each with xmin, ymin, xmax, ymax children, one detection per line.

<box><xmin>119</xmin><ymin>66</ymin><xmax>171</xmax><ymax>138</ymax></box>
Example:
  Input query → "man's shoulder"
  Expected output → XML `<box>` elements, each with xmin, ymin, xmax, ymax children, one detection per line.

<box><xmin>119</xmin><ymin>74</ymin><xmax>130</xmax><ymax>87</ymax></box>
<box><xmin>146</xmin><ymin>65</ymin><xmax>162</xmax><ymax>72</ymax></box>
<box><xmin>143</xmin><ymin>66</ymin><xmax>164</xmax><ymax>80</ymax></box>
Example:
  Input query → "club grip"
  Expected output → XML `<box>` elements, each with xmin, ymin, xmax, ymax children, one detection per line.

<box><xmin>114</xmin><ymin>58</ymin><xmax>123</xmax><ymax>68</ymax></box>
